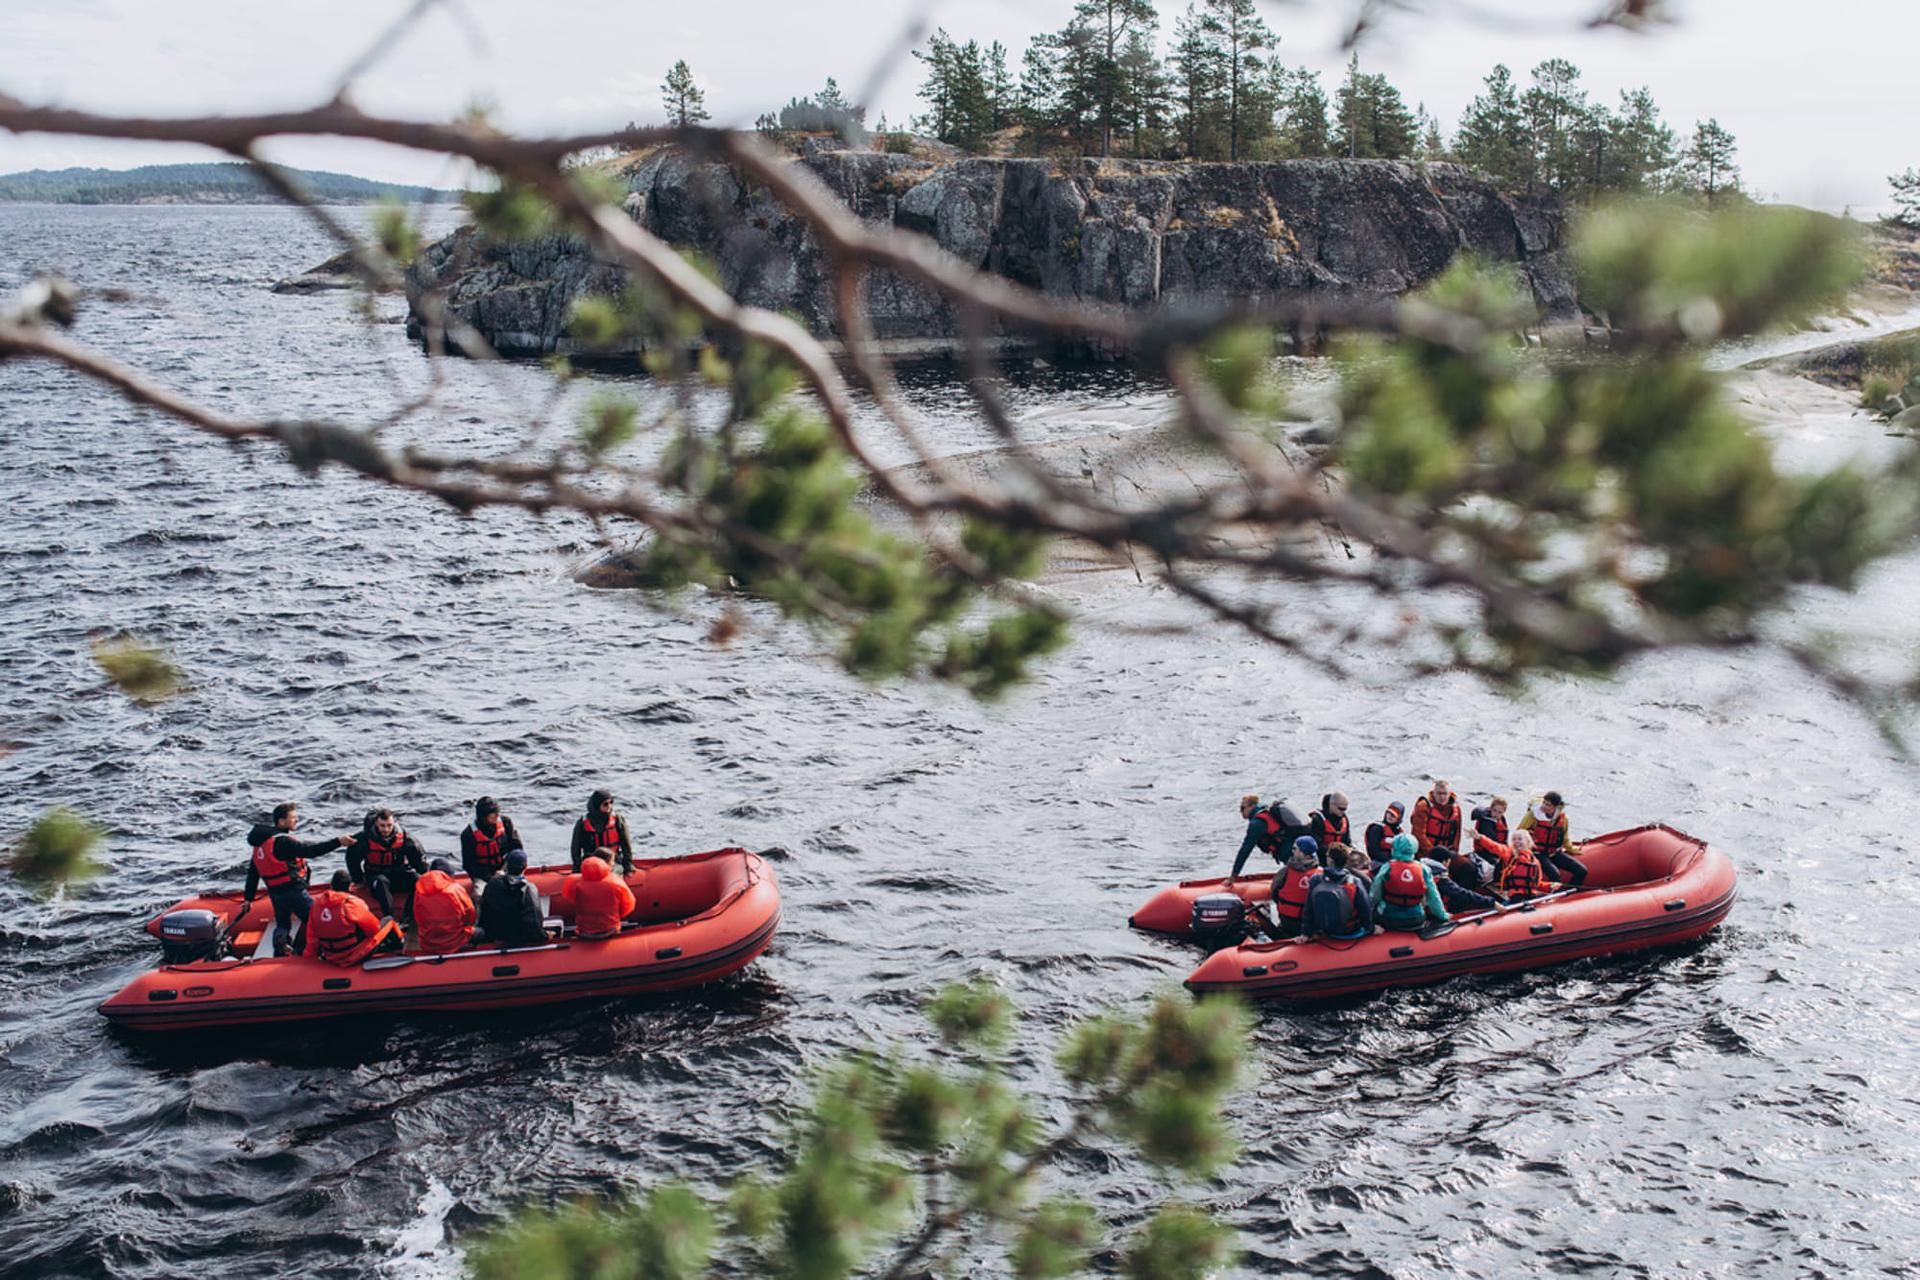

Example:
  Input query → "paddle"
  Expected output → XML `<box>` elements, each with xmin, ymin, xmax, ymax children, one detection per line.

<box><xmin>1440</xmin><ymin>883</ymin><xmax>1607</xmax><ymax>932</ymax></box>
<box><xmin>362</xmin><ymin>941</ymin><xmax>569</xmax><ymax>971</ymax></box>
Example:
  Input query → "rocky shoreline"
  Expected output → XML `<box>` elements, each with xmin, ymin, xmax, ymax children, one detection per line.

<box><xmin>406</xmin><ymin>149</ymin><xmax>1582</xmax><ymax>359</ymax></box>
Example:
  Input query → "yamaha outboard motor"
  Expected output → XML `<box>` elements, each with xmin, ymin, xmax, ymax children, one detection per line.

<box><xmin>1190</xmin><ymin>893</ymin><xmax>1249</xmax><ymax>946</ymax></box>
<box><xmin>158</xmin><ymin>908</ymin><xmax>228</xmax><ymax>964</ymax></box>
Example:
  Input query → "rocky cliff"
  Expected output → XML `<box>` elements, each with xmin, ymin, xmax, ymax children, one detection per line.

<box><xmin>407</xmin><ymin>149</ymin><xmax>1580</xmax><ymax>357</ymax></box>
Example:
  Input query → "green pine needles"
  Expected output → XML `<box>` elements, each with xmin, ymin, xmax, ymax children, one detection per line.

<box><xmin>467</xmin><ymin>981</ymin><xmax>1249</xmax><ymax>1280</ymax></box>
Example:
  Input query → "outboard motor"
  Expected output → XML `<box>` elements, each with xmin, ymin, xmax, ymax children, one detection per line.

<box><xmin>1189</xmin><ymin>893</ymin><xmax>1249</xmax><ymax>945</ymax></box>
<box><xmin>158</xmin><ymin>908</ymin><xmax>228</xmax><ymax>964</ymax></box>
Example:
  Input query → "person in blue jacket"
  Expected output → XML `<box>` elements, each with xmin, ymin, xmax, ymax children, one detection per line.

<box><xmin>1371</xmin><ymin>833</ymin><xmax>1451</xmax><ymax>932</ymax></box>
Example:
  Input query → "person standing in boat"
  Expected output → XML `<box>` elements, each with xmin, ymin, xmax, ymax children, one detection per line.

<box><xmin>1471</xmin><ymin>796</ymin><xmax>1509</xmax><ymax>848</ymax></box>
<box><xmin>303</xmin><ymin>869</ymin><xmax>403</xmax><ymax>966</ymax></box>
<box><xmin>1372</xmin><ymin>833</ymin><xmax>1451</xmax><ymax>932</ymax></box>
<box><xmin>345</xmin><ymin>808</ymin><xmax>428</xmax><ymax>922</ymax></box>
<box><xmin>1363</xmin><ymin>800</ymin><xmax>1406</xmax><ymax>865</ymax></box>
<box><xmin>570</xmin><ymin>789</ymin><xmax>634</xmax><ymax>874</ymax></box>
<box><xmin>561</xmin><ymin>854</ymin><xmax>637</xmax><ymax>939</ymax></box>
<box><xmin>479</xmin><ymin>849</ymin><xmax>548</xmax><ymax>947</ymax></box>
<box><xmin>244</xmin><ymin>803</ymin><xmax>355</xmax><ymax>958</ymax></box>
<box><xmin>461</xmin><ymin>796</ymin><xmax>525</xmax><ymax>887</ymax></box>
<box><xmin>1229</xmin><ymin>794</ymin><xmax>1307</xmax><ymax>879</ymax></box>
<box><xmin>1411</xmin><ymin>780</ymin><xmax>1463</xmax><ymax>859</ymax></box>
<box><xmin>1519</xmin><ymin>791</ymin><xmax>1589</xmax><ymax>887</ymax></box>
<box><xmin>1307</xmin><ymin>793</ymin><xmax>1352</xmax><ymax>864</ymax></box>
<box><xmin>413</xmin><ymin>858</ymin><xmax>478</xmax><ymax>952</ymax></box>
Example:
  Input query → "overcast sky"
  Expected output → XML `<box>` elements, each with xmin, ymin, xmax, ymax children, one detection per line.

<box><xmin>1</xmin><ymin>0</ymin><xmax>1912</xmax><ymax>212</ymax></box>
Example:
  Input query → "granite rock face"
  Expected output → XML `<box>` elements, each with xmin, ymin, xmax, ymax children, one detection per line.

<box><xmin>407</xmin><ymin>151</ymin><xmax>1580</xmax><ymax>357</ymax></box>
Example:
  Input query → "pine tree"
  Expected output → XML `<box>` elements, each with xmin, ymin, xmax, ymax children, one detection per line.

<box><xmin>1680</xmin><ymin>118</ymin><xmax>1740</xmax><ymax>204</ymax></box>
<box><xmin>1892</xmin><ymin>168</ymin><xmax>1920</xmax><ymax>229</ymax></box>
<box><xmin>1605</xmin><ymin>88</ymin><xmax>1677</xmax><ymax>193</ymax></box>
<box><xmin>1417</xmin><ymin>102</ymin><xmax>1446</xmax><ymax>160</ymax></box>
<box><xmin>986</xmin><ymin>42</ymin><xmax>1016</xmax><ymax>133</ymax></box>
<box><xmin>1274</xmin><ymin>67</ymin><xmax>1331</xmax><ymax>158</ymax></box>
<box><xmin>913</xmin><ymin>31</ymin><xmax>991</xmax><ymax>151</ymax></box>
<box><xmin>1198</xmin><ymin>0</ymin><xmax>1277</xmax><ymax>161</ymax></box>
<box><xmin>1171</xmin><ymin>5</ymin><xmax>1227</xmax><ymax>159</ymax></box>
<box><xmin>1334</xmin><ymin>55</ymin><xmax>1416</xmax><ymax>159</ymax></box>
<box><xmin>1454</xmin><ymin>64</ymin><xmax>1531</xmax><ymax>190</ymax></box>
<box><xmin>1017</xmin><ymin>33</ymin><xmax>1063</xmax><ymax>154</ymax></box>
<box><xmin>1068</xmin><ymin>0</ymin><xmax>1160</xmax><ymax>157</ymax></box>
<box><xmin>661</xmin><ymin>60</ymin><xmax>709</xmax><ymax>128</ymax></box>
<box><xmin>1117</xmin><ymin>31</ymin><xmax>1170</xmax><ymax>157</ymax></box>
<box><xmin>1522</xmin><ymin>58</ymin><xmax>1588</xmax><ymax>192</ymax></box>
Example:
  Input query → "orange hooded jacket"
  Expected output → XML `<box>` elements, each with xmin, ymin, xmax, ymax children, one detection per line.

<box><xmin>561</xmin><ymin>856</ymin><xmax>637</xmax><ymax>937</ymax></box>
<box><xmin>413</xmin><ymin>869</ymin><xmax>476</xmax><ymax>953</ymax></box>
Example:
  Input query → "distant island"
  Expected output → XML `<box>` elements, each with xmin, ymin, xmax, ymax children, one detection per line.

<box><xmin>0</xmin><ymin>162</ymin><xmax>460</xmax><ymax>205</ymax></box>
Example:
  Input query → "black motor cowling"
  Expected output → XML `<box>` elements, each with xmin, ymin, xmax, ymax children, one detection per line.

<box><xmin>1190</xmin><ymin>892</ymin><xmax>1248</xmax><ymax>940</ymax></box>
<box><xmin>158</xmin><ymin>908</ymin><xmax>228</xmax><ymax>964</ymax></box>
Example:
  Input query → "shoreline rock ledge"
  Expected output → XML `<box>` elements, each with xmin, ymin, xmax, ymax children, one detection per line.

<box><xmin>406</xmin><ymin>150</ymin><xmax>1580</xmax><ymax>359</ymax></box>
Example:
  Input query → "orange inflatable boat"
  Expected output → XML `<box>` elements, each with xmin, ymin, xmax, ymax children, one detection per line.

<box><xmin>100</xmin><ymin>848</ymin><xmax>779</xmax><ymax>1032</ymax></box>
<box><xmin>1131</xmin><ymin>825</ymin><xmax>1734</xmax><ymax>1000</ymax></box>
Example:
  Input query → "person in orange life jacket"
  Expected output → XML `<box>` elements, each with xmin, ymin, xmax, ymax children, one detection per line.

<box><xmin>570</xmin><ymin>789</ymin><xmax>634</xmax><ymax>874</ymax></box>
<box><xmin>1229</xmin><ymin>794</ymin><xmax>1308</xmax><ymax>879</ymax></box>
<box><xmin>345</xmin><ymin>808</ymin><xmax>428</xmax><ymax>922</ymax></box>
<box><xmin>1363</xmin><ymin>801</ymin><xmax>1407</xmax><ymax>864</ymax></box>
<box><xmin>1482</xmin><ymin>830</ymin><xmax>1553</xmax><ymax>900</ymax></box>
<box><xmin>1371</xmin><ymin>833</ymin><xmax>1451</xmax><ymax>931</ymax></box>
<box><xmin>479</xmin><ymin>849</ymin><xmax>547</xmax><ymax>948</ymax></box>
<box><xmin>1307</xmin><ymin>793</ymin><xmax>1352</xmax><ymax>865</ymax></box>
<box><xmin>1411</xmin><ymin>780</ymin><xmax>1463</xmax><ymax>858</ymax></box>
<box><xmin>1471</xmin><ymin>796</ymin><xmax>1509</xmax><ymax>848</ymax></box>
<box><xmin>244</xmin><ymin>802</ymin><xmax>355</xmax><ymax>957</ymax></box>
<box><xmin>560</xmin><ymin>854</ymin><xmax>638</xmax><ymax>938</ymax></box>
<box><xmin>303</xmin><ymin>869</ymin><xmax>403</xmax><ymax>966</ymax></box>
<box><xmin>1518</xmin><ymin>790</ymin><xmax>1589</xmax><ymax>886</ymax></box>
<box><xmin>460</xmin><ymin>796</ymin><xmax>524</xmax><ymax>886</ymax></box>
<box><xmin>1302</xmin><ymin>857</ymin><xmax>1374</xmax><ymax>940</ymax></box>
<box><xmin>1269</xmin><ymin>837</ymin><xmax>1321</xmax><ymax>939</ymax></box>
<box><xmin>412</xmin><ymin>858</ymin><xmax>478</xmax><ymax>953</ymax></box>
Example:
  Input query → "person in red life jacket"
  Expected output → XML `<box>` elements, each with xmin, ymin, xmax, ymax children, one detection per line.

<box><xmin>345</xmin><ymin>808</ymin><xmax>428</xmax><ymax>922</ymax></box>
<box><xmin>460</xmin><ymin>796</ymin><xmax>525</xmax><ymax>886</ymax></box>
<box><xmin>244</xmin><ymin>802</ymin><xmax>355</xmax><ymax>957</ymax></box>
<box><xmin>1229</xmin><ymin>794</ymin><xmax>1308</xmax><ymax>879</ymax></box>
<box><xmin>570</xmin><ymin>789</ymin><xmax>634</xmax><ymax>874</ymax></box>
<box><xmin>1519</xmin><ymin>790</ymin><xmax>1589</xmax><ymax>887</ymax></box>
<box><xmin>412</xmin><ymin>858</ymin><xmax>478</xmax><ymax>953</ymax></box>
<box><xmin>1269</xmin><ymin>837</ymin><xmax>1321</xmax><ymax>939</ymax></box>
<box><xmin>1471</xmin><ymin>796</ymin><xmax>1510</xmax><ymax>849</ymax></box>
<box><xmin>1483</xmin><ymin>830</ymin><xmax>1551</xmax><ymax>900</ymax></box>
<box><xmin>1370</xmin><ymin>833</ymin><xmax>1451</xmax><ymax>932</ymax></box>
<box><xmin>302</xmin><ymin>870</ymin><xmax>403</xmax><ymax>966</ymax></box>
<box><xmin>1411</xmin><ymin>780</ymin><xmax>1463</xmax><ymax>859</ymax></box>
<box><xmin>1301</xmin><ymin>857</ymin><xmax>1374</xmax><ymax>940</ymax></box>
<box><xmin>1363</xmin><ymin>801</ymin><xmax>1406</xmax><ymax>864</ymax></box>
<box><xmin>1307</xmin><ymin>793</ymin><xmax>1352</xmax><ymax>864</ymax></box>
<box><xmin>560</xmin><ymin>854</ymin><xmax>638</xmax><ymax>938</ymax></box>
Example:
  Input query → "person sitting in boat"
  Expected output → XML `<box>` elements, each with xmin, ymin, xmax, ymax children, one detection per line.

<box><xmin>1372</xmin><ymin>833</ymin><xmax>1451</xmax><ymax>932</ymax></box>
<box><xmin>571</xmin><ymin>789</ymin><xmax>634</xmax><ymax>874</ymax></box>
<box><xmin>1270</xmin><ymin>837</ymin><xmax>1321</xmax><ymax>939</ymax></box>
<box><xmin>1229</xmin><ymin>794</ymin><xmax>1308</xmax><ymax>879</ymax></box>
<box><xmin>303</xmin><ymin>869</ymin><xmax>403</xmax><ymax>966</ymax></box>
<box><xmin>1484</xmin><ymin>830</ymin><xmax>1551</xmax><ymax>900</ymax></box>
<box><xmin>1363</xmin><ymin>801</ymin><xmax>1406</xmax><ymax>865</ymax></box>
<box><xmin>479</xmin><ymin>849</ymin><xmax>548</xmax><ymax>948</ymax></box>
<box><xmin>461</xmin><ymin>796</ymin><xmax>524</xmax><ymax>887</ymax></box>
<box><xmin>1471</xmin><ymin>796</ymin><xmax>1509</xmax><ymax>848</ymax></box>
<box><xmin>345</xmin><ymin>808</ymin><xmax>428</xmax><ymax>923</ymax></box>
<box><xmin>1411</xmin><ymin>781</ymin><xmax>1463</xmax><ymax>859</ymax></box>
<box><xmin>1302</xmin><ymin>856</ymin><xmax>1374</xmax><ymax>941</ymax></box>
<box><xmin>413</xmin><ymin>859</ymin><xmax>478</xmax><ymax>953</ymax></box>
<box><xmin>1344</xmin><ymin>843</ymin><xmax>1376</xmax><ymax>880</ymax></box>
<box><xmin>1430</xmin><ymin>852</ymin><xmax>1501</xmax><ymax>913</ymax></box>
<box><xmin>244</xmin><ymin>803</ymin><xmax>356</xmax><ymax>958</ymax></box>
<box><xmin>560</xmin><ymin>854</ymin><xmax>637</xmax><ymax>940</ymax></box>
<box><xmin>1307</xmin><ymin>794</ymin><xmax>1352</xmax><ymax>864</ymax></box>
<box><xmin>1519</xmin><ymin>791</ymin><xmax>1589</xmax><ymax>887</ymax></box>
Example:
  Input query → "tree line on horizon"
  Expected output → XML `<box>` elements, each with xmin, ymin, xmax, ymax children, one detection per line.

<box><xmin>659</xmin><ymin>1</ymin><xmax>1747</xmax><ymax>205</ymax></box>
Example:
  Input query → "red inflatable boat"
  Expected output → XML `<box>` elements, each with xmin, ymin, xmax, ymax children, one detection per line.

<box><xmin>1131</xmin><ymin>825</ymin><xmax>1734</xmax><ymax>1000</ymax></box>
<box><xmin>100</xmin><ymin>848</ymin><xmax>779</xmax><ymax>1032</ymax></box>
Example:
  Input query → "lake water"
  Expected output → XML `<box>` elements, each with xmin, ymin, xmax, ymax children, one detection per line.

<box><xmin>2</xmin><ymin>204</ymin><xmax>1917</xmax><ymax>1278</ymax></box>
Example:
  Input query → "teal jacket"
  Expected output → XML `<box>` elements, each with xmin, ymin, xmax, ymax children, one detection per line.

<box><xmin>1370</xmin><ymin>847</ymin><xmax>1451</xmax><ymax>930</ymax></box>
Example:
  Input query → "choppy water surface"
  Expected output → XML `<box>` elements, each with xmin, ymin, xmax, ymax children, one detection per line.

<box><xmin>2</xmin><ymin>205</ymin><xmax>1918</xmax><ymax>1279</ymax></box>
